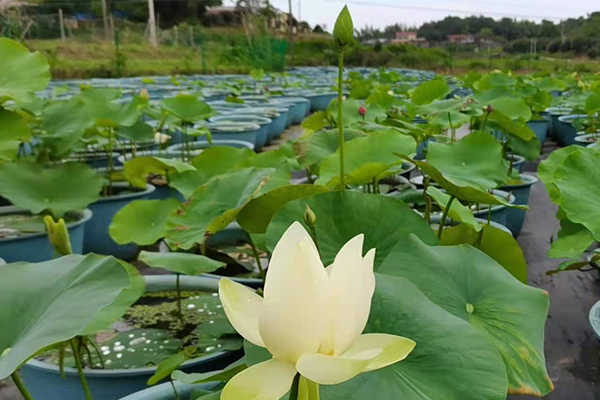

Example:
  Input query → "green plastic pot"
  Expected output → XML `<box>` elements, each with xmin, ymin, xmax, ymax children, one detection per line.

<box><xmin>544</xmin><ymin>107</ymin><xmax>572</xmax><ymax>140</ymax></box>
<box><xmin>20</xmin><ymin>275</ymin><xmax>242</xmax><ymax>400</ymax></box>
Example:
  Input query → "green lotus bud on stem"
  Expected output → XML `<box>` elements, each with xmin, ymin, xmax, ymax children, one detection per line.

<box><xmin>44</xmin><ymin>215</ymin><xmax>73</xmax><ymax>256</ymax></box>
<box><xmin>333</xmin><ymin>5</ymin><xmax>354</xmax><ymax>48</ymax></box>
<box><xmin>304</xmin><ymin>204</ymin><xmax>317</xmax><ymax>227</ymax></box>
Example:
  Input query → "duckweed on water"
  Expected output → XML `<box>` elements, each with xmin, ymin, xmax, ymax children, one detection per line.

<box><xmin>39</xmin><ymin>291</ymin><xmax>241</xmax><ymax>370</ymax></box>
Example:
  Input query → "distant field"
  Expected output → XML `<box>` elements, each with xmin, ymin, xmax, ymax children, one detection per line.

<box><xmin>23</xmin><ymin>32</ymin><xmax>600</xmax><ymax>79</ymax></box>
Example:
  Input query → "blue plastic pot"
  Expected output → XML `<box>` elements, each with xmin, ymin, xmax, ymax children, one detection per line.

<box><xmin>498</xmin><ymin>173</ymin><xmax>538</xmax><ymax>237</ymax></box>
<box><xmin>430</xmin><ymin>214</ymin><xmax>512</xmax><ymax>235</ymax></box>
<box><xmin>304</xmin><ymin>92</ymin><xmax>337</xmax><ymax>111</ymax></box>
<box><xmin>545</xmin><ymin>107</ymin><xmax>572</xmax><ymax>140</ymax></box>
<box><xmin>575</xmin><ymin>133</ymin><xmax>600</xmax><ymax>147</ymax></box>
<box><xmin>472</xmin><ymin>189</ymin><xmax>515</xmax><ymax>227</ymax></box>
<box><xmin>166</xmin><ymin>140</ymin><xmax>255</xmax><ymax>159</ymax></box>
<box><xmin>270</xmin><ymin>99</ymin><xmax>308</xmax><ymax>125</ymax></box>
<box><xmin>557</xmin><ymin>115</ymin><xmax>587</xmax><ymax>146</ymax></box>
<box><xmin>69</xmin><ymin>152</ymin><xmax>120</xmax><ymax>169</ymax></box>
<box><xmin>206</xmin><ymin>122</ymin><xmax>262</xmax><ymax>151</ymax></box>
<box><xmin>119</xmin><ymin>382</ymin><xmax>218</xmax><ymax>400</ymax></box>
<box><xmin>0</xmin><ymin>207</ymin><xmax>92</xmax><ymax>263</ymax></box>
<box><xmin>20</xmin><ymin>276</ymin><xmax>242</xmax><ymax>400</ymax></box>
<box><xmin>527</xmin><ymin>119</ymin><xmax>548</xmax><ymax>145</ymax></box>
<box><xmin>232</xmin><ymin>107</ymin><xmax>288</xmax><ymax>141</ymax></box>
<box><xmin>265</xmin><ymin>101</ymin><xmax>294</xmax><ymax>127</ymax></box>
<box><xmin>209</xmin><ymin>115</ymin><xmax>272</xmax><ymax>151</ymax></box>
<box><xmin>84</xmin><ymin>183</ymin><xmax>155</xmax><ymax>260</ymax></box>
<box><xmin>508</xmin><ymin>154</ymin><xmax>526</xmax><ymax>173</ymax></box>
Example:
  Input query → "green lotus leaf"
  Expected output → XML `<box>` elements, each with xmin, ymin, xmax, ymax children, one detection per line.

<box><xmin>429</xmin><ymin>110</ymin><xmax>471</xmax><ymax>130</ymax></box>
<box><xmin>293</xmin><ymin>128</ymin><xmax>364</xmax><ymax>168</ymax></box>
<box><xmin>0</xmin><ymin>107</ymin><xmax>31</xmax><ymax>161</ymax></box>
<box><xmin>124</xmin><ymin>157</ymin><xmax>195</xmax><ymax>189</ymax></box>
<box><xmin>318</xmin><ymin>130</ymin><xmax>416</xmax><ymax>187</ymax></box>
<box><xmin>585</xmin><ymin>92</ymin><xmax>600</xmax><ymax>114</ymax></box>
<box><xmin>427</xmin><ymin>187</ymin><xmax>481</xmax><ymax>232</ymax></box>
<box><xmin>41</xmin><ymin>98</ymin><xmax>95</xmax><ymax>156</ymax></box>
<box><xmin>440</xmin><ymin>223</ymin><xmax>528</xmax><ymax>283</ymax></box>
<box><xmin>0</xmin><ymin>161</ymin><xmax>104</xmax><ymax>217</ymax></box>
<box><xmin>489</xmin><ymin>109</ymin><xmax>535</xmax><ymax>141</ymax></box>
<box><xmin>378</xmin><ymin>236</ymin><xmax>552</xmax><ymax>396</ymax></box>
<box><xmin>83</xmin><ymin>259</ymin><xmax>146</xmax><ymax>335</ymax></box>
<box><xmin>167</xmin><ymin>168</ymin><xmax>274</xmax><ymax>250</ymax></box>
<box><xmin>508</xmin><ymin>135</ymin><xmax>541</xmax><ymax>161</ymax></box>
<box><xmin>0</xmin><ymin>38</ymin><xmax>50</xmax><ymax>106</ymax></box>
<box><xmin>191</xmin><ymin>146</ymin><xmax>255</xmax><ymax>178</ymax></box>
<box><xmin>489</xmin><ymin>97</ymin><xmax>532</xmax><ymax>122</ymax></box>
<box><xmin>404</xmin><ymin>156</ymin><xmax>526</xmax><ymax>209</ymax></box>
<box><xmin>76</xmin><ymin>89</ymin><xmax>145</xmax><ymax>128</ymax></box>
<box><xmin>246</xmin><ymin>274</ymin><xmax>509</xmax><ymax>400</ymax></box>
<box><xmin>139</xmin><ymin>251</ymin><xmax>224</xmax><ymax>276</ymax></box>
<box><xmin>0</xmin><ymin>254</ymin><xmax>134</xmax><ymax>380</ymax></box>
<box><xmin>417</xmin><ymin>98</ymin><xmax>465</xmax><ymax>115</ymax></box>
<box><xmin>172</xmin><ymin>359</ymin><xmax>246</xmax><ymax>385</ymax></box>
<box><xmin>426</xmin><ymin>131</ymin><xmax>508</xmax><ymax>191</ymax></box>
<box><xmin>473</xmin><ymin>87</ymin><xmax>517</xmax><ymax>104</ymax></box>
<box><xmin>538</xmin><ymin>146</ymin><xmax>582</xmax><ymax>202</ymax></box>
<box><xmin>110</xmin><ymin>198</ymin><xmax>181</xmax><ymax>246</ymax></box>
<box><xmin>116</xmin><ymin>120</ymin><xmax>155</xmax><ymax>142</ymax></box>
<box><xmin>161</xmin><ymin>94</ymin><xmax>214</xmax><ymax>123</ymax></box>
<box><xmin>552</xmin><ymin>149</ymin><xmax>600</xmax><ymax>241</ymax></box>
<box><xmin>411</xmin><ymin>78</ymin><xmax>451</xmax><ymax>105</ymax></box>
<box><xmin>237</xmin><ymin>184</ymin><xmax>330</xmax><ymax>234</ymax></box>
<box><xmin>548</xmin><ymin>217</ymin><xmax>595</xmax><ymax>260</ymax></box>
<box><xmin>266</xmin><ymin>191</ymin><xmax>438</xmax><ymax>268</ymax></box>
<box><xmin>302</xmin><ymin>111</ymin><xmax>330</xmax><ymax>132</ymax></box>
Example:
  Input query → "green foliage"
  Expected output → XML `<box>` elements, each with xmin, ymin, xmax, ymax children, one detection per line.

<box><xmin>0</xmin><ymin>161</ymin><xmax>105</xmax><ymax>218</ymax></box>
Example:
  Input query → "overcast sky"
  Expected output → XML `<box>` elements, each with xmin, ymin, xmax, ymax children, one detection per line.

<box><xmin>228</xmin><ymin>0</ymin><xmax>598</xmax><ymax>31</ymax></box>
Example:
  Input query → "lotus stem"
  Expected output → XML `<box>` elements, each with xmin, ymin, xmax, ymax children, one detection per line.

<box><xmin>249</xmin><ymin>239</ymin><xmax>266</xmax><ymax>283</ymax></box>
<box><xmin>289</xmin><ymin>374</ymin><xmax>301</xmax><ymax>400</ymax></box>
<box><xmin>337</xmin><ymin>49</ymin><xmax>346</xmax><ymax>192</ymax></box>
<box><xmin>107</xmin><ymin>128</ymin><xmax>114</xmax><ymax>195</ymax></box>
<box><xmin>11</xmin><ymin>371</ymin><xmax>35</xmax><ymax>400</ymax></box>
<box><xmin>70</xmin><ymin>338</ymin><xmax>94</xmax><ymax>400</ymax></box>
<box><xmin>424</xmin><ymin>177</ymin><xmax>432</xmax><ymax>223</ymax></box>
<box><xmin>437</xmin><ymin>195</ymin><xmax>456</xmax><ymax>240</ymax></box>
<box><xmin>176</xmin><ymin>273</ymin><xmax>184</xmax><ymax>326</ymax></box>
<box><xmin>170</xmin><ymin>381</ymin><xmax>182</xmax><ymax>400</ymax></box>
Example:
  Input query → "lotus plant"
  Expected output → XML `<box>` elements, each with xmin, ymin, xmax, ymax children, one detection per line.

<box><xmin>218</xmin><ymin>222</ymin><xmax>416</xmax><ymax>400</ymax></box>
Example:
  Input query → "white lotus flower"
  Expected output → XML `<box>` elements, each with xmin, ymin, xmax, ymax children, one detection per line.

<box><xmin>219</xmin><ymin>222</ymin><xmax>416</xmax><ymax>400</ymax></box>
<box><xmin>154</xmin><ymin>132</ymin><xmax>171</xmax><ymax>144</ymax></box>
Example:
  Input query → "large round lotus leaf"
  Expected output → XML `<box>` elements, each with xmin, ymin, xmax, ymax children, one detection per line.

<box><xmin>110</xmin><ymin>198</ymin><xmax>181</xmax><ymax>246</ymax></box>
<box><xmin>548</xmin><ymin>216</ymin><xmax>595</xmax><ymax>260</ymax></box>
<box><xmin>553</xmin><ymin>149</ymin><xmax>600</xmax><ymax>241</ymax></box>
<box><xmin>440</xmin><ymin>223</ymin><xmax>527</xmax><ymax>283</ymax></box>
<box><xmin>489</xmin><ymin>109</ymin><xmax>535</xmax><ymax>141</ymax></box>
<box><xmin>161</xmin><ymin>95</ymin><xmax>214</xmax><ymax>123</ymax></box>
<box><xmin>191</xmin><ymin>146</ymin><xmax>255</xmax><ymax>179</ymax></box>
<box><xmin>41</xmin><ymin>97</ymin><xmax>94</xmax><ymax>156</ymax></box>
<box><xmin>237</xmin><ymin>184</ymin><xmax>330</xmax><ymax>234</ymax></box>
<box><xmin>0</xmin><ymin>38</ymin><xmax>50</xmax><ymax>106</ymax></box>
<box><xmin>167</xmin><ymin>168</ymin><xmax>274</xmax><ymax>250</ymax></box>
<box><xmin>489</xmin><ymin>97</ymin><xmax>532</xmax><ymax>122</ymax></box>
<box><xmin>406</xmin><ymin>157</ymin><xmax>525</xmax><ymax>209</ymax></box>
<box><xmin>0</xmin><ymin>107</ymin><xmax>31</xmax><ymax>161</ymax></box>
<box><xmin>411</xmin><ymin>78</ymin><xmax>451</xmax><ymax>105</ymax></box>
<box><xmin>538</xmin><ymin>146</ymin><xmax>586</xmax><ymax>203</ymax></box>
<box><xmin>378</xmin><ymin>236</ymin><xmax>552</xmax><ymax>396</ymax></box>
<box><xmin>0</xmin><ymin>254</ymin><xmax>133</xmax><ymax>380</ymax></box>
<box><xmin>139</xmin><ymin>251</ymin><xmax>225</xmax><ymax>276</ymax></box>
<box><xmin>266</xmin><ymin>191</ymin><xmax>437</xmax><ymax>268</ymax></box>
<box><xmin>116</xmin><ymin>120</ymin><xmax>155</xmax><ymax>142</ymax></box>
<box><xmin>426</xmin><ymin>131</ymin><xmax>508</xmax><ymax>191</ymax></box>
<box><xmin>0</xmin><ymin>161</ymin><xmax>105</xmax><ymax>217</ymax></box>
<box><xmin>317</xmin><ymin>130</ymin><xmax>416</xmax><ymax>187</ymax></box>
<box><xmin>245</xmin><ymin>274</ymin><xmax>508</xmax><ymax>400</ymax></box>
<box><xmin>293</xmin><ymin>128</ymin><xmax>364</xmax><ymax>168</ymax></box>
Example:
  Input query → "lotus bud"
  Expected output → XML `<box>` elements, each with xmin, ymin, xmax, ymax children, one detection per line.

<box><xmin>303</xmin><ymin>204</ymin><xmax>317</xmax><ymax>227</ymax></box>
<box><xmin>140</xmin><ymin>89</ymin><xmax>150</xmax><ymax>100</ymax></box>
<box><xmin>44</xmin><ymin>216</ymin><xmax>72</xmax><ymax>256</ymax></box>
<box><xmin>358</xmin><ymin>106</ymin><xmax>367</xmax><ymax>116</ymax></box>
<box><xmin>486</xmin><ymin>105</ymin><xmax>493</xmax><ymax>114</ymax></box>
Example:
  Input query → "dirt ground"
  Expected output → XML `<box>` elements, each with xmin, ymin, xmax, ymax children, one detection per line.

<box><xmin>2</xmin><ymin>134</ymin><xmax>599</xmax><ymax>399</ymax></box>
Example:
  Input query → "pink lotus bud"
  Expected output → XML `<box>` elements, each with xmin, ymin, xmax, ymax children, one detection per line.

<box><xmin>358</xmin><ymin>106</ymin><xmax>367</xmax><ymax>116</ymax></box>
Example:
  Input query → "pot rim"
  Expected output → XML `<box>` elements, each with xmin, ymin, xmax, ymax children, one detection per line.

<box><xmin>93</xmin><ymin>183</ymin><xmax>156</xmax><ymax>204</ymax></box>
<box><xmin>25</xmin><ymin>275</ymin><xmax>234</xmax><ymax>378</ymax></box>
<box><xmin>0</xmin><ymin>207</ymin><xmax>93</xmax><ymax>244</ymax></box>
<box><xmin>499</xmin><ymin>173</ymin><xmax>539</xmax><ymax>189</ymax></box>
